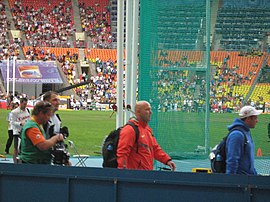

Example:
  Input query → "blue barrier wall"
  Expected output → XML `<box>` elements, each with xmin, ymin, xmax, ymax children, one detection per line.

<box><xmin>223</xmin><ymin>0</ymin><xmax>270</xmax><ymax>8</ymax></box>
<box><xmin>0</xmin><ymin>163</ymin><xmax>270</xmax><ymax>202</ymax></box>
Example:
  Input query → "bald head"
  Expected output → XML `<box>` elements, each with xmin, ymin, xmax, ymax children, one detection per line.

<box><xmin>135</xmin><ymin>101</ymin><xmax>149</xmax><ymax>111</ymax></box>
<box><xmin>135</xmin><ymin>101</ymin><xmax>152</xmax><ymax>123</ymax></box>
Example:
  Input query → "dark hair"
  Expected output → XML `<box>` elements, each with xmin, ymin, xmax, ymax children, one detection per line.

<box><xmin>11</xmin><ymin>102</ymin><xmax>19</xmax><ymax>109</ymax></box>
<box><xmin>32</xmin><ymin>101</ymin><xmax>53</xmax><ymax>115</ymax></box>
<box><xmin>43</xmin><ymin>91</ymin><xmax>58</xmax><ymax>102</ymax></box>
<box><xmin>20</xmin><ymin>97</ymin><xmax>28</xmax><ymax>103</ymax></box>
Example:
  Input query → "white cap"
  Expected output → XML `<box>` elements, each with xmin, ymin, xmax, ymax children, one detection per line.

<box><xmin>239</xmin><ymin>106</ymin><xmax>263</xmax><ymax>118</ymax></box>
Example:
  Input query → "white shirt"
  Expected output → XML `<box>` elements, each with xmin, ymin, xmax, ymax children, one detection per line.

<box><xmin>7</xmin><ymin>112</ymin><xmax>12</xmax><ymax>130</ymax></box>
<box><xmin>11</xmin><ymin>107</ymin><xmax>31</xmax><ymax>135</ymax></box>
<box><xmin>50</xmin><ymin>114</ymin><xmax>61</xmax><ymax>134</ymax></box>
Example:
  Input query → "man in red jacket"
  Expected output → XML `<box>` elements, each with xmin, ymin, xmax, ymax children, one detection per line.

<box><xmin>117</xmin><ymin>101</ymin><xmax>176</xmax><ymax>171</ymax></box>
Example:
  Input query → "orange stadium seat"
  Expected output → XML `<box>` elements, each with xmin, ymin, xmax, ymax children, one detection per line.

<box><xmin>85</xmin><ymin>48</ymin><xmax>118</xmax><ymax>62</ymax></box>
<box><xmin>23</xmin><ymin>47</ymin><xmax>79</xmax><ymax>59</ymax></box>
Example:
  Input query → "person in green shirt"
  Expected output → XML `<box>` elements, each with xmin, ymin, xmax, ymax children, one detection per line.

<box><xmin>20</xmin><ymin>101</ymin><xmax>65</xmax><ymax>164</ymax></box>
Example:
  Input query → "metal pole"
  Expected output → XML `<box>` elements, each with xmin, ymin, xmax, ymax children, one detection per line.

<box><xmin>7</xmin><ymin>58</ymin><xmax>10</xmax><ymax>95</ymax></box>
<box><xmin>205</xmin><ymin>0</ymin><xmax>211</xmax><ymax>154</ymax></box>
<box><xmin>116</xmin><ymin>0</ymin><xmax>125</xmax><ymax>128</ymax></box>
<box><xmin>12</xmin><ymin>57</ymin><xmax>16</xmax><ymax>96</ymax></box>
<box><xmin>124</xmin><ymin>0</ymin><xmax>133</xmax><ymax>122</ymax></box>
<box><xmin>131</xmin><ymin>0</ymin><xmax>139</xmax><ymax>108</ymax></box>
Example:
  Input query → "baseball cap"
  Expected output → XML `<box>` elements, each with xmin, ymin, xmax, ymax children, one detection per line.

<box><xmin>239</xmin><ymin>106</ymin><xmax>263</xmax><ymax>118</ymax></box>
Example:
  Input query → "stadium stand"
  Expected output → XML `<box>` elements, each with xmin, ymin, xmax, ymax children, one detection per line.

<box><xmin>157</xmin><ymin>1</ymin><xmax>206</xmax><ymax>50</ymax></box>
<box><xmin>84</xmin><ymin>48</ymin><xmax>118</xmax><ymax>62</ymax></box>
<box><xmin>154</xmin><ymin>49</ymin><xmax>267</xmax><ymax>112</ymax></box>
<box><xmin>78</xmin><ymin>0</ymin><xmax>113</xmax><ymax>49</ymax></box>
<box><xmin>22</xmin><ymin>46</ymin><xmax>79</xmax><ymax>61</ymax></box>
<box><xmin>0</xmin><ymin>0</ymin><xmax>269</xmax><ymax>112</ymax></box>
<box><xmin>215</xmin><ymin>5</ymin><xmax>270</xmax><ymax>51</ymax></box>
<box><xmin>10</xmin><ymin>0</ymin><xmax>74</xmax><ymax>47</ymax></box>
<box><xmin>0</xmin><ymin>2</ymin><xmax>21</xmax><ymax>60</ymax></box>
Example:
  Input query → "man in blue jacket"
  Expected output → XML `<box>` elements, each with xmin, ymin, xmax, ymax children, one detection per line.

<box><xmin>226</xmin><ymin>106</ymin><xmax>262</xmax><ymax>175</ymax></box>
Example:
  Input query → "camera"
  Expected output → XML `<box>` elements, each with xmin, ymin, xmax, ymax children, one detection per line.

<box><xmin>50</xmin><ymin>126</ymin><xmax>70</xmax><ymax>165</ymax></box>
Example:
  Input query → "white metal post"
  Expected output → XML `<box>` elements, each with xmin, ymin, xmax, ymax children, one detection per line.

<box><xmin>12</xmin><ymin>57</ymin><xmax>16</xmax><ymax>96</ymax></box>
<box><xmin>6</xmin><ymin>58</ymin><xmax>10</xmax><ymax>95</ymax></box>
<box><xmin>116</xmin><ymin>0</ymin><xmax>125</xmax><ymax>128</ymax></box>
<box><xmin>124</xmin><ymin>0</ymin><xmax>133</xmax><ymax>122</ymax></box>
<box><xmin>131</xmin><ymin>0</ymin><xmax>140</xmax><ymax>108</ymax></box>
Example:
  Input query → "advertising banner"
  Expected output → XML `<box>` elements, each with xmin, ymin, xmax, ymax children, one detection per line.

<box><xmin>0</xmin><ymin>60</ymin><xmax>63</xmax><ymax>83</ymax></box>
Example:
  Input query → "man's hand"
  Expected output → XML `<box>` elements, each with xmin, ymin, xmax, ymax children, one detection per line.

<box><xmin>167</xmin><ymin>160</ymin><xmax>176</xmax><ymax>171</ymax></box>
<box><xmin>65</xmin><ymin>160</ymin><xmax>72</xmax><ymax>166</ymax></box>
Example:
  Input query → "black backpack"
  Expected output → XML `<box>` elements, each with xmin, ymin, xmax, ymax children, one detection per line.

<box><xmin>210</xmin><ymin>126</ymin><xmax>247</xmax><ymax>173</ymax></box>
<box><xmin>102</xmin><ymin>121</ymin><xmax>139</xmax><ymax>168</ymax></box>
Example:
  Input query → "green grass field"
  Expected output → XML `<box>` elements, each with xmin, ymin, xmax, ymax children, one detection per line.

<box><xmin>0</xmin><ymin>109</ymin><xmax>269</xmax><ymax>158</ymax></box>
<box><xmin>0</xmin><ymin>109</ymin><xmax>116</xmax><ymax>156</ymax></box>
<box><xmin>155</xmin><ymin>111</ymin><xmax>270</xmax><ymax>159</ymax></box>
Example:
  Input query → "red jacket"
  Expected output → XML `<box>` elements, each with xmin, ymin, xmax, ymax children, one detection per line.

<box><xmin>117</xmin><ymin>119</ymin><xmax>171</xmax><ymax>170</ymax></box>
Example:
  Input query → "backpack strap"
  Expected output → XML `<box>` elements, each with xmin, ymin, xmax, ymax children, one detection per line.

<box><xmin>56</xmin><ymin>114</ymin><xmax>62</xmax><ymax>122</ymax></box>
<box><xmin>126</xmin><ymin>121</ymin><xmax>140</xmax><ymax>153</ymax></box>
<box><xmin>26</xmin><ymin>108</ymin><xmax>30</xmax><ymax>114</ymax></box>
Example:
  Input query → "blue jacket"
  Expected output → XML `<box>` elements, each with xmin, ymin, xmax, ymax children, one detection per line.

<box><xmin>226</xmin><ymin>118</ymin><xmax>257</xmax><ymax>175</ymax></box>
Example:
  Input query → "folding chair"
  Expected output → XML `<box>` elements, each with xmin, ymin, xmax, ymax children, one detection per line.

<box><xmin>68</xmin><ymin>140</ymin><xmax>89</xmax><ymax>167</ymax></box>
